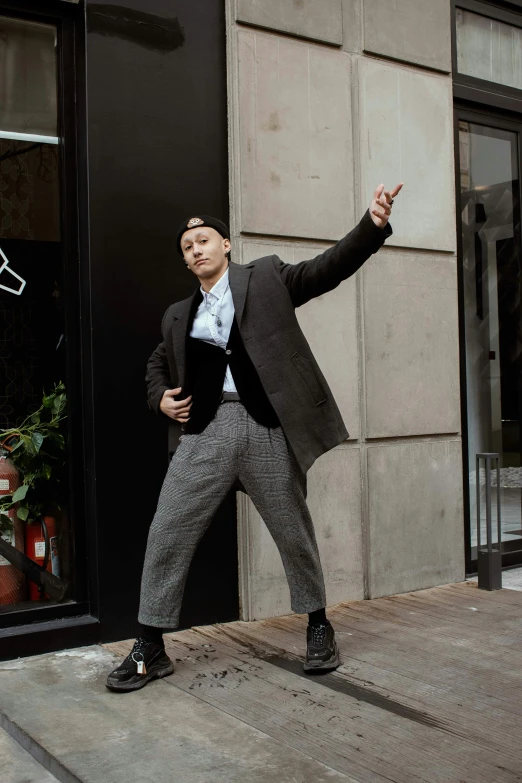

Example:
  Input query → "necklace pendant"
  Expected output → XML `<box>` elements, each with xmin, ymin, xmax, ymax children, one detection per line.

<box><xmin>216</xmin><ymin>317</ymin><xmax>222</xmax><ymax>327</ymax></box>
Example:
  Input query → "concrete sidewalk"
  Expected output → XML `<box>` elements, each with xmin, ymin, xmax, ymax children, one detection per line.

<box><xmin>1</xmin><ymin>581</ymin><xmax>522</xmax><ymax>783</ymax></box>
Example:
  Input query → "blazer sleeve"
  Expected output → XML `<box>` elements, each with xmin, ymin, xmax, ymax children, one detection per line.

<box><xmin>145</xmin><ymin>306</ymin><xmax>173</xmax><ymax>416</ymax></box>
<box><xmin>274</xmin><ymin>209</ymin><xmax>392</xmax><ymax>307</ymax></box>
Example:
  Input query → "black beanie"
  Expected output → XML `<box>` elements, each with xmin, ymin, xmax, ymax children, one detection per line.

<box><xmin>176</xmin><ymin>215</ymin><xmax>230</xmax><ymax>254</ymax></box>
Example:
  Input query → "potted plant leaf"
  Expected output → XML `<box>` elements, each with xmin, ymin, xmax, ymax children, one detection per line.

<box><xmin>0</xmin><ymin>382</ymin><xmax>69</xmax><ymax>600</ymax></box>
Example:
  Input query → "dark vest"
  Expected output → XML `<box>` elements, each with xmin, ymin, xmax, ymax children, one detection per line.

<box><xmin>184</xmin><ymin>312</ymin><xmax>280</xmax><ymax>434</ymax></box>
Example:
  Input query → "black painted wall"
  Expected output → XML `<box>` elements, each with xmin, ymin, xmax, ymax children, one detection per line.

<box><xmin>84</xmin><ymin>0</ymin><xmax>237</xmax><ymax>640</ymax></box>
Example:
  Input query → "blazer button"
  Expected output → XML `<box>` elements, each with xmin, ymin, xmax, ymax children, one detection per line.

<box><xmin>225</xmin><ymin>349</ymin><xmax>232</xmax><ymax>355</ymax></box>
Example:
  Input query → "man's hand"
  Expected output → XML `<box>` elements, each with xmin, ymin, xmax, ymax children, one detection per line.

<box><xmin>369</xmin><ymin>182</ymin><xmax>403</xmax><ymax>228</ymax></box>
<box><xmin>160</xmin><ymin>387</ymin><xmax>192</xmax><ymax>422</ymax></box>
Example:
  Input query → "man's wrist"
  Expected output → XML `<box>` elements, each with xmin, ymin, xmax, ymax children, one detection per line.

<box><xmin>362</xmin><ymin>208</ymin><xmax>393</xmax><ymax>240</ymax></box>
<box><xmin>152</xmin><ymin>386</ymin><xmax>170</xmax><ymax>416</ymax></box>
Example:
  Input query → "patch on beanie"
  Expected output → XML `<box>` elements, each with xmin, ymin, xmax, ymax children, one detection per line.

<box><xmin>187</xmin><ymin>217</ymin><xmax>204</xmax><ymax>228</ymax></box>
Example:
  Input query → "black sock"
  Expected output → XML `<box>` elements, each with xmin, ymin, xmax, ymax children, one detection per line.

<box><xmin>308</xmin><ymin>608</ymin><xmax>327</xmax><ymax>626</ymax></box>
<box><xmin>139</xmin><ymin>623</ymin><xmax>164</xmax><ymax>646</ymax></box>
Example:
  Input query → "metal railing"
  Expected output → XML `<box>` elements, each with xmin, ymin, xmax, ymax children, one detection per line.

<box><xmin>476</xmin><ymin>453</ymin><xmax>502</xmax><ymax>590</ymax></box>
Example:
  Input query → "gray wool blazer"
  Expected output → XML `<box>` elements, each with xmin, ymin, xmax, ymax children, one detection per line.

<box><xmin>146</xmin><ymin>210</ymin><xmax>391</xmax><ymax>474</ymax></box>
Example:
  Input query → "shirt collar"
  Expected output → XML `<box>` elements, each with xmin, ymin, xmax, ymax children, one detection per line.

<box><xmin>200</xmin><ymin>267</ymin><xmax>230</xmax><ymax>301</ymax></box>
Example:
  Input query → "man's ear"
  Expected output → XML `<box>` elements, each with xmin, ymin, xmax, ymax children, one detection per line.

<box><xmin>224</xmin><ymin>239</ymin><xmax>231</xmax><ymax>256</ymax></box>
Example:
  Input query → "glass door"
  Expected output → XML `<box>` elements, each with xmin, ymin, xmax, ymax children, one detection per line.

<box><xmin>459</xmin><ymin>113</ymin><xmax>522</xmax><ymax>568</ymax></box>
<box><xmin>0</xmin><ymin>13</ymin><xmax>75</xmax><ymax>616</ymax></box>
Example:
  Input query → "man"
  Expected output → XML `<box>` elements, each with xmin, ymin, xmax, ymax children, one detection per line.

<box><xmin>106</xmin><ymin>183</ymin><xmax>402</xmax><ymax>692</ymax></box>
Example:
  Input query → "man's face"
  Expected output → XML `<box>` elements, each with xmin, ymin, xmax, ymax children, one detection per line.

<box><xmin>181</xmin><ymin>226</ymin><xmax>230</xmax><ymax>280</ymax></box>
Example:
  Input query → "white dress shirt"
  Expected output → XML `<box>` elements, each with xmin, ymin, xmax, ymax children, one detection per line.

<box><xmin>189</xmin><ymin>268</ymin><xmax>237</xmax><ymax>392</ymax></box>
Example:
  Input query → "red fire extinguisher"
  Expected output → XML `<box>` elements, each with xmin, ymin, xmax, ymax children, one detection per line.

<box><xmin>0</xmin><ymin>446</ymin><xmax>26</xmax><ymax>605</ymax></box>
<box><xmin>25</xmin><ymin>516</ymin><xmax>60</xmax><ymax>601</ymax></box>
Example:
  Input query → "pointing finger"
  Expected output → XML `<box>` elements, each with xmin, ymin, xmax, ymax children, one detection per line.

<box><xmin>391</xmin><ymin>182</ymin><xmax>404</xmax><ymax>198</ymax></box>
<box><xmin>373</xmin><ymin>183</ymin><xmax>385</xmax><ymax>200</ymax></box>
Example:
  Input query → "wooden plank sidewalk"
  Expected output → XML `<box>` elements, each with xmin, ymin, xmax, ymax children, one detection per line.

<box><xmin>105</xmin><ymin>582</ymin><xmax>522</xmax><ymax>783</ymax></box>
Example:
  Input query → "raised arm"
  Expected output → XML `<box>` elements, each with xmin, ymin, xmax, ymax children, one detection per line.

<box><xmin>277</xmin><ymin>183</ymin><xmax>402</xmax><ymax>308</ymax></box>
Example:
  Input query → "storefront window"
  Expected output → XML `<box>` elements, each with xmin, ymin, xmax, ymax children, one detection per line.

<box><xmin>0</xmin><ymin>15</ymin><xmax>71</xmax><ymax>613</ymax></box>
<box><xmin>456</xmin><ymin>8</ymin><xmax>522</xmax><ymax>91</ymax></box>
<box><xmin>459</xmin><ymin>119</ymin><xmax>522</xmax><ymax>562</ymax></box>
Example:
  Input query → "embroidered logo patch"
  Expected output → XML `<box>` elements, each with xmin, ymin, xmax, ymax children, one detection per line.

<box><xmin>187</xmin><ymin>217</ymin><xmax>204</xmax><ymax>228</ymax></box>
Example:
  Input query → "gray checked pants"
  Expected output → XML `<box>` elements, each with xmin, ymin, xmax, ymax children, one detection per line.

<box><xmin>138</xmin><ymin>401</ymin><xmax>327</xmax><ymax>627</ymax></box>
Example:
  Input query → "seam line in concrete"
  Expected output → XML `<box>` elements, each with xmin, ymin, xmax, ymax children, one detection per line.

<box><xmin>365</xmin><ymin>433</ymin><xmax>461</xmax><ymax>443</ymax></box>
<box><xmin>0</xmin><ymin>708</ymin><xmax>83</xmax><ymax>783</ymax></box>
<box><xmin>360</xmin><ymin>49</ymin><xmax>451</xmax><ymax>76</ymax></box>
<box><xmin>235</xmin><ymin>20</ymin><xmax>343</xmax><ymax>50</ymax></box>
<box><xmin>240</xmin><ymin>229</ymin><xmax>338</xmax><ymax>244</ymax></box>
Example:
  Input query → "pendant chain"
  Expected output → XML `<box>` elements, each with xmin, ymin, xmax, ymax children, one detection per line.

<box><xmin>204</xmin><ymin>292</ymin><xmax>223</xmax><ymax>328</ymax></box>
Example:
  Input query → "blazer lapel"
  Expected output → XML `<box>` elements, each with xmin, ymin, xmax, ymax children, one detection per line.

<box><xmin>171</xmin><ymin>262</ymin><xmax>250</xmax><ymax>389</ymax></box>
<box><xmin>228</xmin><ymin>261</ymin><xmax>251</xmax><ymax>327</ymax></box>
<box><xmin>171</xmin><ymin>288</ymin><xmax>202</xmax><ymax>390</ymax></box>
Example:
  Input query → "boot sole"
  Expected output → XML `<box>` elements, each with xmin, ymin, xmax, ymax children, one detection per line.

<box><xmin>106</xmin><ymin>660</ymin><xmax>175</xmax><ymax>692</ymax></box>
<box><xmin>303</xmin><ymin>642</ymin><xmax>340</xmax><ymax>673</ymax></box>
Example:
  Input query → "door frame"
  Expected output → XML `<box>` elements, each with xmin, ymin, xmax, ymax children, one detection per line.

<box><xmin>454</xmin><ymin>105</ymin><xmax>522</xmax><ymax>573</ymax></box>
<box><xmin>451</xmin><ymin>0</ymin><xmax>522</xmax><ymax>572</ymax></box>
<box><xmin>0</xmin><ymin>1</ymin><xmax>95</xmax><ymax>637</ymax></box>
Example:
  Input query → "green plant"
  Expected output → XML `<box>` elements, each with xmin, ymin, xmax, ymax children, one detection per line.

<box><xmin>0</xmin><ymin>382</ymin><xmax>67</xmax><ymax>534</ymax></box>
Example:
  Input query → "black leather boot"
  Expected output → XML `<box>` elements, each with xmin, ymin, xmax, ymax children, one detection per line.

<box><xmin>304</xmin><ymin>621</ymin><xmax>340</xmax><ymax>672</ymax></box>
<box><xmin>106</xmin><ymin>637</ymin><xmax>174</xmax><ymax>692</ymax></box>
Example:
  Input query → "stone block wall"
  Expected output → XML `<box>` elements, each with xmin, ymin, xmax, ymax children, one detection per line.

<box><xmin>227</xmin><ymin>0</ymin><xmax>464</xmax><ymax>618</ymax></box>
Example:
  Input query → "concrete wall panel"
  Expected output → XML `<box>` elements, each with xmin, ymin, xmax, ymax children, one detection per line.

<box><xmin>245</xmin><ymin>447</ymin><xmax>364</xmax><ymax>619</ymax></box>
<box><xmin>241</xmin><ymin>238</ymin><xmax>360</xmax><ymax>438</ymax></box>
<box><xmin>363</xmin><ymin>0</ymin><xmax>451</xmax><ymax>72</ymax></box>
<box><xmin>358</xmin><ymin>59</ymin><xmax>456</xmax><ymax>251</ymax></box>
<box><xmin>229</xmin><ymin>0</ymin><xmax>465</xmax><ymax>615</ymax></box>
<box><xmin>238</xmin><ymin>30</ymin><xmax>354</xmax><ymax>240</ymax></box>
<box><xmin>367</xmin><ymin>440</ymin><xmax>464</xmax><ymax>598</ymax></box>
<box><xmin>363</xmin><ymin>248</ymin><xmax>460</xmax><ymax>438</ymax></box>
<box><xmin>236</xmin><ymin>0</ymin><xmax>344</xmax><ymax>46</ymax></box>
<box><xmin>341</xmin><ymin>0</ymin><xmax>362</xmax><ymax>53</ymax></box>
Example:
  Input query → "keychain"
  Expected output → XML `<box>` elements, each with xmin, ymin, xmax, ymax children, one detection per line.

<box><xmin>132</xmin><ymin>651</ymin><xmax>147</xmax><ymax>675</ymax></box>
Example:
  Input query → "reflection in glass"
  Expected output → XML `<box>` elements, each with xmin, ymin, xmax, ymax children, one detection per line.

<box><xmin>0</xmin><ymin>16</ymin><xmax>57</xmax><ymax>137</ymax></box>
<box><xmin>0</xmin><ymin>139</ymin><xmax>60</xmax><ymax>241</ymax></box>
<box><xmin>460</xmin><ymin>121</ymin><xmax>522</xmax><ymax>558</ymax></box>
<box><xmin>456</xmin><ymin>9</ymin><xmax>522</xmax><ymax>91</ymax></box>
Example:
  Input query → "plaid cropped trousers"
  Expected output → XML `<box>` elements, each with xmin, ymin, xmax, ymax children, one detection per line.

<box><xmin>138</xmin><ymin>401</ymin><xmax>326</xmax><ymax>627</ymax></box>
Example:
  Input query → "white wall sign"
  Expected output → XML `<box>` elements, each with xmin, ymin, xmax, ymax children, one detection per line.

<box><xmin>0</xmin><ymin>247</ymin><xmax>27</xmax><ymax>296</ymax></box>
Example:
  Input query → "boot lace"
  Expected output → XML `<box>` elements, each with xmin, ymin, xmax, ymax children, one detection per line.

<box><xmin>132</xmin><ymin>637</ymin><xmax>150</xmax><ymax>654</ymax></box>
<box><xmin>311</xmin><ymin>623</ymin><xmax>327</xmax><ymax>646</ymax></box>
<box><xmin>127</xmin><ymin>637</ymin><xmax>153</xmax><ymax>664</ymax></box>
